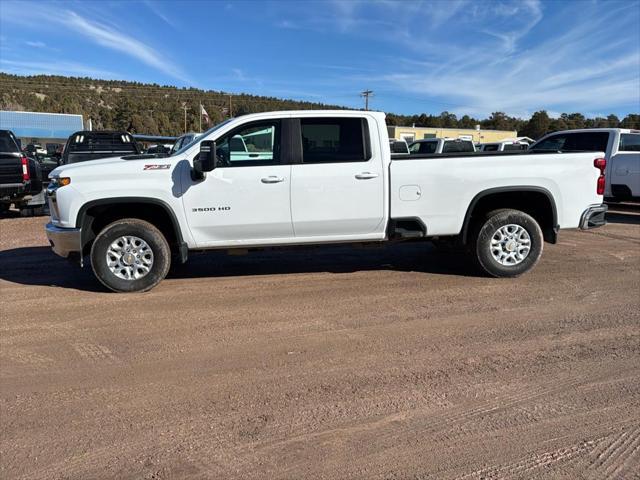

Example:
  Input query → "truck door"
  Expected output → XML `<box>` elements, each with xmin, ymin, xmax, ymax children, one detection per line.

<box><xmin>181</xmin><ymin>120</ymin><xmax>293</xmax><ymax>246</ymax></box>
<box><xmin>289</xmin><ymin>117</ymin><xmax>385</xmax><ymax>238</ymax></box>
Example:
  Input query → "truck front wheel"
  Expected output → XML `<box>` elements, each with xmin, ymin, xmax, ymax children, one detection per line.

<box><xmin>90</xmin><ymin>218</ymin><xmax>171</xmax><ymax>292</ymax></box>
<box><xmin>472</xmin><ymin>209</ymin><xmax>543</xmax><ymax>278</ymax></box>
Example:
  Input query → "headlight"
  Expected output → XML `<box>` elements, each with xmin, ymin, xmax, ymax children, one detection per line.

<box><xmin>48</xmin><ymin>176</ymin><xmax>71</xmax><ymax>188</ymax></box>
<box><xmin>47</xmin><ymin>176</ymin><xmax>71</xmax><ymax>195</ymax></box>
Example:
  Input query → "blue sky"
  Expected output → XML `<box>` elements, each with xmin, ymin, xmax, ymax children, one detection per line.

<box><xmin>1</xmin><ymin>0</ymin><xmax>639</xmax><ymax>118</ymax></box>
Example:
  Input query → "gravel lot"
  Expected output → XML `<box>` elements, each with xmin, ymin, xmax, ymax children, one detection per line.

<box><xmin>1</xmin><ymin>207</ymin><xmax>639</xmax><ymax>479</ymax></box>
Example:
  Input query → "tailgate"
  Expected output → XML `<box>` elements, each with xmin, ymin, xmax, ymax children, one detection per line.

<box><xmin>0</xmin><ymin>154</ymin><xmax>24</xmax><ymax>185</ymax></box>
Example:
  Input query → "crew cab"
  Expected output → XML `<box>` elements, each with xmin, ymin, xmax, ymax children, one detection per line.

<box><xmin>409</xmin><ymin>137</ymin><xmax>476</xmax><ymax>154</ymax></box>
<box><xmin>530</xmin><ymin>128</ymin><xmax>640</xmax><ymax>201</ymax></box>
<box><xmin>1</xmin><ymin>129</ymin><xmax>45</xmax><ymax>215</ymax></box>
<box><xmin>45</xmin><ymin>110</ymin><xmax>608</xmax><ymax>292</ymax></box>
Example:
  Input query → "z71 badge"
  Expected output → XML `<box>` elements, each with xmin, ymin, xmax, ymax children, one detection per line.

<box><xmin>143</xmin><ymin>164</ymin><xmax>171</xmax><ymax>170</ymax></box>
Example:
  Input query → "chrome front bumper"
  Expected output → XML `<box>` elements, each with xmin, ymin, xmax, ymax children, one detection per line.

<box><xmin>579</xmin><ymin>204</ymin><xmax>607</xmax><ymax>230</ymax></box>
<box><xmin>45</xmin><ymin>222</ymin><xmax>82</xmax><ymax>258</ymax></box>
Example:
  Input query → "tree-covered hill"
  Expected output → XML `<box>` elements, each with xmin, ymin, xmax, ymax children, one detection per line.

<box><xmin>0</xmin><ymin>73</ymin><xmax>637</xmax><ymax>138</ymax></box>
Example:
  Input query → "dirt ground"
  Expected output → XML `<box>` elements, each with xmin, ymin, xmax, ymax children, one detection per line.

<box><xmin>1</xmin><ymin>206</ymin><xmax>639</xmax><ymax>479</ymax></box>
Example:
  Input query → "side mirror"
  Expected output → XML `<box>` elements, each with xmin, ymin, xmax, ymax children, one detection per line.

<box><xmin>192</xmin><ymin>141</ymin><xmax>217</xmax><ymax>180</ymax></box>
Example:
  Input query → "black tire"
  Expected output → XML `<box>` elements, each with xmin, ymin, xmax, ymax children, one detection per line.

<box><xmin>471</xmin><ymin>209</ymin><xmax>543</xmax><ymax>278</ymax></box>
<box><xmin>90</xmin><ymin>218</ymin><xmax>171</xmax><ymax>292</ymax></box>
<box><xmin>0</xmin><ymin>203</ymin><xmax>10</xmax><ymax>214</ymax></box>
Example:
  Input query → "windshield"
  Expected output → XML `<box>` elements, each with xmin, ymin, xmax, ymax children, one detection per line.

<box><xmin>170</xmin><ymin>119</ymin><xmax>234</xmax><ymax>157</ymax></box>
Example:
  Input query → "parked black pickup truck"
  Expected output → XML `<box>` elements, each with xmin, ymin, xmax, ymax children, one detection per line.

<box><xmin>0</xmin><ymin>129</ymin><xmax>45</xmax><ymax>215</ymax></box>
<box><xmin>61</xmin><ymin>130</ymin><xmax>140</xmax><ymax>164</ymax></box>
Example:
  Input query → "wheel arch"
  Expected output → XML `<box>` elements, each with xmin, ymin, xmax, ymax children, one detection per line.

<box><xmin>461</xmin><ymin>187</ymin><xmax>559</xmax><ymax>245</ymax></box>
<box><xmin>76</xmin><ymin>197</ymin><xmax>188</xmax><ymax>263</ymax></box>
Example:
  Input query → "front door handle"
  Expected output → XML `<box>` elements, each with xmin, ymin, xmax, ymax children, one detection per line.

<box><xmin>261</xmin><ymin>176</ymin><xmax>285</xmax><ymax>184</ymax></box>
<box><xmin>355</xmin><ymin>172</ymin><xmax>379</xmax><ymax>180</ymax></box>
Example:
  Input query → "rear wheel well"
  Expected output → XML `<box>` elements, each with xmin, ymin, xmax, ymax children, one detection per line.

<box><xmin>463</xmin><ymin>190</ymin><xmax>557</xmax><ymax>244</ymax></box>
<box><xmin>79</xmin><ymin>201</ymin><xmax>182</xmax><ymax>258</ymax></box>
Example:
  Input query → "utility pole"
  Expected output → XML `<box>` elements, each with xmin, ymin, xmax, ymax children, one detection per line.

<box><xmin>360</xmin><ymin>89</ymin><xmax>373</xmax><ymax>110</ymax></box>
<box><xmin>182</xmin><ymin>105</ymin><xmax>189</xmax><ymax>133</ymax></box>
<box><xmin>199</xmin><ymin>102</ymin><xmax>202</xmax><ymax>133</ymax></box>
<box><xmin>228</xmin><ymin>94</ymin><xmax>233</xmax><ymax>118</ymax></box>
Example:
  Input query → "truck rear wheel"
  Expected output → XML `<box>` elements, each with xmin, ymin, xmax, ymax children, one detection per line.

<box><xmin>90</xmin><ymin>218</ymin><xmax>171</xmax><ymax>292</ymax></box>
<box><xmin>472</xmin><ymin>209</ymin><xmax>543</xmax><ymax>278</ymax></box>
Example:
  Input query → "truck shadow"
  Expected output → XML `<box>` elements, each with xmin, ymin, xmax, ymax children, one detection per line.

<box><xmin>606</xmin><ymin>212</ymin><xmax>640</xmax><ymax>225</ymax></box>
<box><xmin>0</xmin><ymin>243</ymin><xmax>480</xmax><ymax>292</ymax></box>
<box><xmin>0</xmin><ymin>247</ymin><xmax>105</xmax><ymax>292</ymax></box>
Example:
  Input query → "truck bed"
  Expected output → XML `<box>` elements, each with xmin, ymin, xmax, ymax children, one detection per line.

<box><xmin>389</xmin><ymin>151</ymin><xmax>604</xmax><ymax>236</ymax></box>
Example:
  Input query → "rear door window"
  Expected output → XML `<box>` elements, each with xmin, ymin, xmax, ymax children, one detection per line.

<box><xmin>619</xmin><ymin>134</ymin><xmax>640</xmax><ymax>152</ymax></box>
<box><xmin>300</xmin><ymin>118</ymin><xmax>370</xmax><ymax>163</ymax></box>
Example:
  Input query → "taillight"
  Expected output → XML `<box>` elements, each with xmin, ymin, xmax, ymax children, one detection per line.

<box><xmin>21</xmin><ymin>156</ymin><xmax>29</xmax><ymax>182</ymax></box>
<box><xmin>594</xmin><ymin>157</ymin><xmax>606</xmax><ymax>195</ymax></box>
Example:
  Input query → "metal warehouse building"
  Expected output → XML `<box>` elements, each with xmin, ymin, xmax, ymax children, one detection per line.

<box><xmin>0</xmin><ymin>110</ymin><xmax>85</xmax><ymax>146</ymax></box>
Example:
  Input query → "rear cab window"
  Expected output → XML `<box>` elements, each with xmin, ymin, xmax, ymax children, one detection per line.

<box><xmin>300</xmin><ymin>117</ymin><xmax>370</xmax><ymax>163</ymax></box>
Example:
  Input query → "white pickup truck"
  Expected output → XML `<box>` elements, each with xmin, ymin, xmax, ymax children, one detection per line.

<box><xmin>530</xmin><ymin>128</ymin><xmax>640</xmax><ymax>201</ymax></box>
<box><xmin>45</xmin><ymin>110</ymin><xmax>608</xmax><ymax>292</ymax></box>
<box><xmin>409</xmin><ymin>137</ymin><xmax>476</xmax><ymax>154</ymax></box>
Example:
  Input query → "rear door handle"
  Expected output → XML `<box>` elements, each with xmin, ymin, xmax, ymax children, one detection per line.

<box><xmin>261</xmin><ymin>176</ymin><xmax>285</xmax><ymax>184</ymax></box>
<box><xmin>248</xmin><ymin>153</ymin><xmax>259</xmax><ymax>158</ymax></box>
<box><xmin>355</xmin><ymin>172</ymin><xmax>379</xmax><ymax>180</ymax></box>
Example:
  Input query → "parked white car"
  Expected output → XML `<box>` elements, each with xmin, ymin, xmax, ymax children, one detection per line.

<box><xmin>530</xmin><ymin>128</ymin><xmax>640</xmax><ymax>200</ymax></box>
<box><xmin>45</xmin><ymin>110</ymin><xmax>607</xmax><ymax>292</ymax></box>
<box><xmin>409</xmin><ymin>137</ymin><xmax>476</xmax><ymax>154</ymax></box>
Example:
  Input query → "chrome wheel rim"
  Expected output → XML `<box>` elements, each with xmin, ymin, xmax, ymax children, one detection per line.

<box><xmin>106</xmin><ymin>235</ymin><xmax>154</xmax><ymax>280</ymax></box>
<box><xmin>490</xmin><ymin>224</ymin><xmax>531</xmax><ymax>266</ymax></box>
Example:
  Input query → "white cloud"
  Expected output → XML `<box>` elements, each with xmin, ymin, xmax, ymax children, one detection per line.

<box><xmin>25</xmin><ymin>41</ymin><xmax>46</xmax><ymax>48</ymax></box>
<box><xmin>0</xmin><ymin>2</ymin><xmax>188</xmax><ymax>84</ymax></box>
<box><xmin>62</xmin><ymin>11</ymin><xmax>189</xmax><ymax>83</ymax></box>
<box><xmin>142</xmin><ymin>0</ymin><xmax>178</xmax><ymax>28</ymax></box>
<box><xmin>284</xmin><ymin>0</ymin><xmax>639</xmax><ymax>117</ymax></box>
